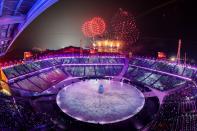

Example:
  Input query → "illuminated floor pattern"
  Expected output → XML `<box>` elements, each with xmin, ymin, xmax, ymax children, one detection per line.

<box><xmin>56</xmin><ymin>79</ymin><xmax>145</xmax><ymax>124</ymax></box>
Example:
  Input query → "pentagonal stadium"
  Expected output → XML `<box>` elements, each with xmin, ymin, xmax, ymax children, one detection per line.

<box><xmin>0</xmin><ymin>0</ymin><xmax>197</xmax><ymax>130</ymax></box>
<box><xmin>0</xmin><ymin>54</ymin><xmax>197</xmax><ymax>130</ymax></box>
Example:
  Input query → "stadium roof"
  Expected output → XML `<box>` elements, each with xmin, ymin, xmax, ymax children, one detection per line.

<box><xmin>0</xmin><ymin>0</ymin><xmax>58</xmax><ymax>57</ymax></box>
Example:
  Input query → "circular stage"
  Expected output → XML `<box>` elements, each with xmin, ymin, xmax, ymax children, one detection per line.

<box><xmin>56</xmin><ymin>79</ymin><xmax>145</xmax><ymax>124</ymax></box>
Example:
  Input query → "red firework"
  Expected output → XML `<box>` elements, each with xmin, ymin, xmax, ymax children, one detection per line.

<box><xmin>91</xmin><ymin>17</ymin><xmax>106</xmax><ymax>36</ymax></box>
<box><xmin>82</xmin><ymin>21</ymin><xmax>94</xmax><ymax>37</ymax></box>
<box><xmin>82</xmin><ymin>17</ymin><xmax>106</xmax><ymax>37</ymax></box>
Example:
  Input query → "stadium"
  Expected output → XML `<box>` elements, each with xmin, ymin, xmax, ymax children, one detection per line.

<box><xmin>0</xmin><ymin>0</ymin><xmax>197</xmax><ymax>131</ymax></box>
<box><xmin>0</xmin><ymin>54</ymin><xmax>197</xmax><ymax>130</ymax></box>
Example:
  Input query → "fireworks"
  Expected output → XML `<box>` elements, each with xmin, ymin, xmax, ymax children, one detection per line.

<box><xmin>82</xmin><ymin>21</ymin><xmax>94</xmax><ymax>37</ymax></box>
<box><xmin>91</xmin><ymin>17</ymin><xmax>106</xmax><ymax>36</ymax></box>
<box><xmin>81</xmin><ymin>9</ymin><xmax>139</xmax><ymax>52</ymax></box>
<box><xmin>82</xmin><ymin>17</ymin><xmax>106</xmax><ymax>38</ymax></box>
<box><xmin>110</xmin><ymin>8</ymin><xmax>139</xmax><ymax>47</ymax></box>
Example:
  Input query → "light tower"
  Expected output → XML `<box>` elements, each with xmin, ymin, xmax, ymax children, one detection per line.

<box><xmin>176</xmin><ymin>39</ymin><xmax>182</xmax><ymax>64</ymax></box>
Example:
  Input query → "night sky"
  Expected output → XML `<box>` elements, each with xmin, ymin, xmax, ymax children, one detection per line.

<box><xmin>8</xmin><ymin>0</ymin><xmax>197</xmax><ymax>62</ymax></box>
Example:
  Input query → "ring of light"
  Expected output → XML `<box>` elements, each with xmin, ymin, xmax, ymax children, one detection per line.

<box><xmin>56</xmin><ymin>79</ymin><xmax>145</xmax><ymax>124</ymax></box>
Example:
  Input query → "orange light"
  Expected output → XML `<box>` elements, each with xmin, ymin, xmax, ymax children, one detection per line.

<box><xmin>93</xmin><ymin>43</ymin><xmax>95</xmax><ymax>47</ymax></box>
<box><xmin>104</xmin><ymin>40</ymin><xmax>108</xmax><ymax>46</ymax></box>
<box><xmin>97</xmin><ymin>42</ymin><xmax>101</xmax><ymax>46</ymax></box>
<box><xmin>117</xmin><ymin>42</ymin><xmax>120</xmax><ymax>47</ymax></box>
<box><xmin>110</xmin><ymin>42</ymin><xmax>113</xmax><ymax>47</ymax></box>
<box><xmin>93</xmin><ymin>40</ymin><xmax>124</xmax><ymax>53</ymax></box>
<box><xmin>24</xmin><ymin>52</ymin><xmax>33</xmax><ymax>60</ymax></box>
<box><xmin>170</xmin><ymin>56</ymin><xmax>176</xmax><ymax>61</ymax></box>
<box><xmin>157</xmin><ymin>52</ymin><xmax>166</xmax><ymax>59</ymax></box>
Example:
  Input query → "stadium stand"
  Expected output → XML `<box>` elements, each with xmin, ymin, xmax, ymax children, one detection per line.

<box><xmin>1</xmin><ymin>55</ymin><xmax>197</xmax><ymax>130</ymax></box>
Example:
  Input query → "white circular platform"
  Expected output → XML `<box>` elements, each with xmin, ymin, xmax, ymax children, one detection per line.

<box><xmin>56</xmin><ymin>79</ymin><xmax>145</xmax><ymax>124</ymax></box>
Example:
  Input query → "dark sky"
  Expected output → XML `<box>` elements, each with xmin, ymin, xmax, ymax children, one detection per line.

<box><xmin>8</xmin><ymin>0</ymin><xmax>197</xmax><ymax>62</ymax></box>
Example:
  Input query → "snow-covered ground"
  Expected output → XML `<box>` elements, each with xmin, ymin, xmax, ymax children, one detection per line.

<box><xmin>56</xmin><ymin>79</ymin><xmax>145</xmax><ymax>124</ymax></box>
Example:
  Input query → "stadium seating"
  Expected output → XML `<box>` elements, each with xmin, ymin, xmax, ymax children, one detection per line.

<box><xmin>129</xmin><ymin>57</ymin><xmax>197</xmax><ymax>79</ymax></box>
<box><xmin>149</xmin><ymin>84</ymin><xmax>197</xmax><ymax>130</ymax></box>
<box><xmin>3</xmin><ymin>56</ymin><xmax>195</xmax><ymax>92</ymax></box>
<box><xmin>124</xmin><ymin>65</ymin><xmax>187</xmax><ymax>91</ymax></box>
<box><xmin>0</xmin><ymin>93</ymin><xmax>52</xmax><ymax>129</ymax></box>
<box><xmin>3</xmin><ymin>56</ymin><xmax>124</xmax><ymax>93</ymax></box>
<box><xmin>0</xmin><ymin>55</ymin><xmax>197</xmax><ymax>130</ymax></box>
